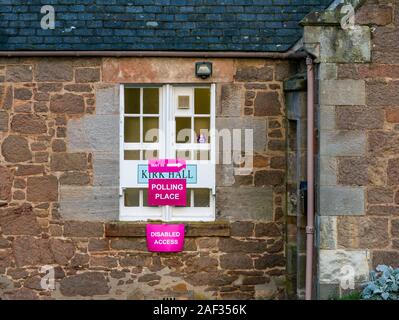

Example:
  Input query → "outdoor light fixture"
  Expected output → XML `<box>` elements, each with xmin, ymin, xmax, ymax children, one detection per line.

<box><xmin>195</xmin><ymin>62</ymin><xmax>212</xmax><ymax>79</ymax></box>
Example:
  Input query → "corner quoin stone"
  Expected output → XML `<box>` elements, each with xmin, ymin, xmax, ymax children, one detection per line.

<box><xmin>319</xmin><ymin>186</ymin><xmax>365</xmax><ymax>216</ymax></box>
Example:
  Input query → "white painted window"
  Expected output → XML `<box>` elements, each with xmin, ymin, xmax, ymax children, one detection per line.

<box><xmin>119</xmin><ymin>84</ymin><xmax>216</xmax><ymax>221</ymax></box>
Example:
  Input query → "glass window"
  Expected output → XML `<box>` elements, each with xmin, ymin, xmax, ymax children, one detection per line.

<box><xmin>125</xmin><ymin>88</ymin><xmax>140</xmax><ymax>114</ymax></box>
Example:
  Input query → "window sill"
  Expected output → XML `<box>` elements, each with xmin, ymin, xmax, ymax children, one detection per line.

<box><xmin>105</xmin><ymin>221</ymin><xmax>230</xmax><ymax>237</ymax></box>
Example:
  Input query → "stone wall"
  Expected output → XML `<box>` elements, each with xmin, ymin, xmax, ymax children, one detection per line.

<box><xmin>0</xmin><ymin>57</ymin><xmax>292</xmax><ymax>299</ymax></box>
<box><xmin>303</xmin><ymin>0</ymin><xmax>399</xmax><ymax>299</ymax></box>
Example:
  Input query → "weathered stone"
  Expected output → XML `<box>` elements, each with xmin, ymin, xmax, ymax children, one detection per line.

<box><xmin>319</xmin><ymin>216</ymin><xmax>337</xmax><ymax>250</ymax></box>
<box><xmin>320</xmin><ymin>131</ymin><xmax>366</xmax><ymax>156</ymax></box>
<box><xmin>6</xmin><ymin>65</ymin><xmax>33</xmax><ymax>82</ymax></box>
<box><xmin>13</xmin><ymin>236</ymin><xmax>53</xmax><ymax>267</ymax></box>
<box><xmin>270</xmin><ymin>156</ymin><xmax>285</xmax><ymax>169</ymax></box>
<box><xmin>337</xmin><ymin>157</ymin><xmax>368</xmax><ymax>186</ymax></box>
<box><xmin>1</xmin><ymin>86</ymin><xmax>13</xmax><ymax>110</ymax></box>
<box><xmin>0</xmin><ymin>204</ymin><xmax>41</xmax><ymax>236</ymax></box>
<box><xmin>75</xmin><ymin>68</ymin><xmax>101</xmax><ymax>83</ymax></box>
<box><xmin>11</xmin><ymin>114</ymin><xmax>47</xmax><ymax>134</ymax></box>
<box><xmin>367</xmin><ymin>187</ymin><xmax>393</xmax><ymax>204</ymax></box>
<box><xmin>33</xmin><ymin>102</ymin><xmax>48</xmax><ymax>113</ymax></box>
<box><xmin>216</xmin><ymin>117</ymin><xmax>267</xmax><ymax>153</ymax></box>
<box><xmin>268</xmin><ymin>139</ymin><xmax>285</xmax><ymax>151</ymax></box>
<box><xmin>219</xmin><ymin>238</ymin><xmax>267</xmax><ymax>253</ymax></box>
<box><xmin>0</xmin><ymin>166</ymin><xmax>13</xmax><ymax>201</ymax></box>
<box><xmin>64</xmin><ymin>84</ymin><xmax>92</xmax><ymax>92</ymax></box>
<box><xmin>93</xmin><ymin>152</ymin><xmax>119</xmax><ymax>186</ymax></box>
<box><xmin>67</xmin><ymin>116</ymin><xmax>119</xmax><ymax>153</ymax></box>
<box><xmin>254</xmin><ymin>254</ymin><xmax>285</xmax><ymax>269</ymax></box>
<box><xmin>50</xmin><ymin>239</ymin><xmax>75</xmax><ymax>265</ymax></box>
<box><xmin>217</xmin><ymin>187</ymin><xmax>273</xmax><ymax>220</ymax></box>
<box><xmin>119</xmin><ymin>254</ymin><xmax>152</xmax><ymax>268</ymax></box>
<box><xmin>255</xmin><ymin>222</ymin><xmax>281</xmax><ymax>237</ymax></box>
<box><xmin>51</xmin><ymin>139</ymin><xmax>66</xmax><ymax>152</ymax></box>
<box><xmin>356</xmin><ymin>4</ymin><xmax>392</xmax><ymax>26</ymax></box>
<box><xmin>69</xmin><ymin>253</ymin><xmax>90</xmax><ymax>268</ymax></box>
<box><xmin>319</xmin><ymin>186</ymin><xmax>365</xmax><ymax>216</ymax></box>
<box><xmin>13</xmin><ymin>101</ymin><xmax>32</xmax><ymax>113</ymax></box>
<box><xmin>110</xmin><ymin>238</ymin><xmax>147</xmax><ymax>251</ymax></box>
<box><xmin>50</xmin><ymin>93</ymin><xmax>85</xmax><ymax>114</ymax></box>
<box><xmin>196</xmin><ymin>237</ymin><xmax>218</xmax><ymax>250</ymax></box>
<box><xmin>391</xmin><ymin>219</ymin><xmax>399</xmax><ymax>237</ymax></box>
<box><xmin>37</xmin><ymin>83</ymin><xmax>63</xmax><ymax>92</ymax></box>
<box><xmin>320</xmin><ymin>80</ymin><xmax>365</xmax><ymax>105</ymax></box>
<box><xmin>337</xmin><ymin>217</ymin><xmax>389</xmax><ymax>249</ymax></box>
<box><xmin>254</xmin><ymin>170</ymin><xmax>284</xmax><ymax>186</ymax></box>
<box><xmin>367</xmin><ymin>205</ymin><xmax>399</xmax><ymax>215</ymax></box>
<box><xmin>367</xmin><ymin>80</ymin><xmax>399</xmax><ymax>106</ymax></box>
<box><xmin>90</xmin><ymin>255</ymin><xmax>118</xmax><ymax>268</ymax></box>
<box><xmin>230</xmin><ymin>221</ymin><xmax>254</xmax><ymax>237</ymax></box>
<box><xmin>372</xmin><ymin>251</ymin><xmax>399</xmax><ymax>268</ymax></box>
<box><xmin>6</xmin><ymin>268</ymin><xmax>28</xmax><ymax>279</ymax></box>
<box><xmin>14</xmin><ymin>87</ymin><xmax>32</xmax><ymax>100</ymax></box>
<box><xmin>336</xmin><ymin>106</ymin><xmax>384</xmax><ymax>130</ymax></box>
<box><xmin>254</xmin><ymin>92</ymin><xmax>282</xmax><ymax>116</ymax></box>
<box><xmin>60</xmin><ymin>186</ymin><xmax>118</xmax><ymax>221</ymax></box>
<box><xmin>27</xmin><ymin>176</ymin><xmax>58</xmax><ymax>202</ymax></box>
<box><xmin>88</xmin><ymin>239</ymin><xmax>109</xmax><ymax>252</ymax></box>
<box><xmin>60</xmin><ymin>272</ymin><xmax>110</xmax><ymax>297</ymax></box>
<box><xmin>219</xmin><ymin>84</ymin><xmax>242</xmax><ymax>117</ymax></box>
<box><xmin>4</xmin><ymin>287</ymin><xmax>39</xmax><ymax>300</ymax></box>
<box><xmin>50</xmin><ymin>153</ymin><xmax>87</xmax><ymax>171</ymax></box>
<box><xmin>220</xmin><ymin>254</ymin><xmax>253</xmax><ymax>270</ymax></box>
<box><xmin>138</xmin><ymin>273</ymin><xmax>161</xmax><ymax>282</ymax></box>
<box><xmin>319</xmin><ymin>249</ymin><xmax>370</xmax><ymax>283</ymax></box>
<box><xmin>387</xmin><ymin>158</ymin><xmax>399</xmax><ymax>185</ymax></box>
<box><xmin>64</xmin><ymin>221</ymin><xmax>104</xmax><ymax>237</ymax></box>
<box><xmin>95</xmin><ymin>85</ymin><xmax>119</xmax><ymax>115</ymax></box>
<box><xmin>368</xmin><ymin>131</ymin><xmax>399</xmax><ymax>156</ymax></box>
<box><xmin>35</xmin><ymin>60</ymin><xmax>73</xmax><ymax>82</ymax></box>
<box><xmin>1</xmin><ymin>135</ymin><xmax>32</xmax><ymax>163</ymax></box>
<box><xmin>60</xmin><ymin>172</ymin><xmax>90</xmax><ymax>185</ymax></box>
<box><xmin>0</xmin><ymin>111</ymin><xmax>8</xmax><ymax>131</ymax></box>
<box><xmin>15</xmin><ymin>165</ymin><xmax>44</xmax><ymax>176</ymax></box>
<box><xmin>235</xmin><ymin>65</ymin><xmax>273</xmax><ymax>82</ymax></box>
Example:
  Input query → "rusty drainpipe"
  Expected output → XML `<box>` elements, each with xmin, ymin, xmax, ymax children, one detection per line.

<box><xmin>305</xmin><ymin>56</ymin><xmax>315</xmax><ymax>300</ymax></box>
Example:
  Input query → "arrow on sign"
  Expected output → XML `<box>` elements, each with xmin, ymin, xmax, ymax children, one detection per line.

<box><xmin>148</xmin><ymin>159</ymin><xmax>186</xmax><ymax>173</ymax></box>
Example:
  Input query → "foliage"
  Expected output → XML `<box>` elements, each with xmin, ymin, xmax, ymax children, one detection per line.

<box><xmin>361</xmin><ymin>265</ymin><xmax>399</xmax><ymax>300</ymax></box>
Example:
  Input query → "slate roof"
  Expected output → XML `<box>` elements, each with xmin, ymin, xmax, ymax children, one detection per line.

<box><xmin>0</xmin><ymin>0</ymin><xmax>333</xmax><ymax>52</ymax></box>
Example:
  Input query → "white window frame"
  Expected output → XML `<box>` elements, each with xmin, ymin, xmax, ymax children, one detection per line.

<box><xmin>119</xmin><ymin>84</ymin><xmax>216</xmax><ymax>222</ymax></box>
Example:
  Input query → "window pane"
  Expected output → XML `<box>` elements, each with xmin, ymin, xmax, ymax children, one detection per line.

<box><xmin>194</xmin><ymin>117</ymin><xmax>210</xmax><ymax>143</ymax></box>
<box><xmin>124</xmin><ymin>117</ymin><xmax>140</xmax><ymax>143</ymax></box>
<box><xmin>194</xmin><ymin>88</ymin><xmax>210</xmax><ymax>114</ymax></box>
<box><xmin>125</xmin><ymin>88</ymin><xmax>140</xmax><ymax>114</ymax></box>
<box><xmin>194</xmin><ymin>189</ymin><xmax>210</xmax><ymax>207</ymax></box>
<box><xmin>176</xmin><ymin>150</ymin><xmax>191</xmax><ymax>160</ymax></box>
<box><xmin>143</xmin><ymin>88</ymin><xmax>159</xmax><ymax>114</ymax></box>
<box><xmin>124</xmin><ymin>188</ymin><xmax>139</xmax><ymax>207</ymax></box>
<box><xmin>144</xmin><ymin>150</ymin><xmax>158</xmax><ymax>160</ymax></box>
<box><xmin>143</xmin><ymin>117</ymin><xmax>159</xmax><ymax>142</ymax></box>
<box><xmin>178</xmin><ymin>95</ymin><xmax>190</xmax><ymax>110</ymax></box>
<box><xmin>194</xmin><ymin>150</ymin><xmax>210</xmax><ymax>161</ymax></box>
<box><xmin>176</xmin><ymin>117</ymin><xmax>191</xmax><ymax>143</ymax></box>
<box><xmin>124</xmin><ymin>150</ymin><xmax>140</xmax><ymax>160</ymax></box>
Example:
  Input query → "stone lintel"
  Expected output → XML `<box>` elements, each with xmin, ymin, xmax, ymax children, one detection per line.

<box><xmin>105</xmin><ymin>221</ymin><xmax>231</xmax><ymax>237</ymax></box>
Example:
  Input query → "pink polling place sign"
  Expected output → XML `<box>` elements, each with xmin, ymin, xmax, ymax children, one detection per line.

<box><xmin>148</xmin><ymin>178</ymin><xmax>186</xmax><ymax>206</ymax></box>
<box><xmin>146</xmin><ymin>224</ymin><xmax>185</xmax><ymax>252</ymax></box>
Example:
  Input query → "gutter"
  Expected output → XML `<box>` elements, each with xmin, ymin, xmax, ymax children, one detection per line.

<box><xmin>0</xmin><ymin>49</ymin><xmax>306</xmax><ymax>59</ymax></box>
<box><xmin>305</xmin><ymin>56</ymin><xmax>315</xmax><ymax>300</ymax></box>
